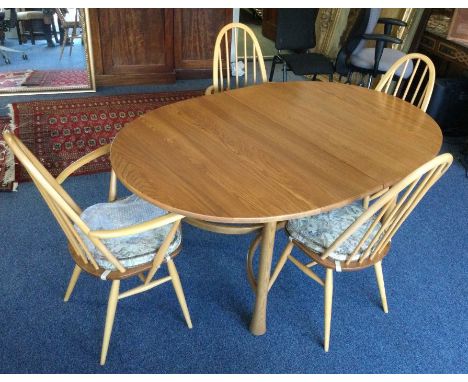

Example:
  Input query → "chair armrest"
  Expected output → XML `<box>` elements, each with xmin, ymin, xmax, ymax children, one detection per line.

<box><xmin>361</xmin><ymin>33</ymin><xmax>403</xmax><ymax>45</ymax></box>
<box><xmin>378</xmin><ymin>18</ymin><xmax>407</xmax><ymax>36</ymax></box>
<box><xmin>89</xmin><ymin>212</ymin><xmax>184</xmax><ymax>239</ymax></box>
<box><xmin>205</xmin><ymin>85</ymin><xmax>215</xmax><ymax>95</ymax></box>
<box><xmin>56</xmin><ymin>144</ymin><xmax>111</xmax><ymax>184</ymax></box>
<box><xmin>378</xmin><ymin>18</ymin><xmax>407</xmax><ymax>27</ymax></box>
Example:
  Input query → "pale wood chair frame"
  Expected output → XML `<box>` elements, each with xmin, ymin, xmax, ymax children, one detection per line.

<box><xmin>55</xmin><ymin>8</ymin><xmax>81</xmax><ymax>60</ymax></box>
<box><xmin>206</xmin><ymin>22</ymin><xmax>267</xmax><ymax>95</ymax></box>
<box><xmin>3</xmin><ymin>131</ymin><xmax>192</xmax><ymax>365</ymax></box>
<box><xmin>375</xmin><ymin>53</ymin><xmax>436</xmax><ymax>113</ymax></box>
<box><xmin>247</xmin><ymin>153</ymin><xmax>453</xmax><ymax>352</ymax></box>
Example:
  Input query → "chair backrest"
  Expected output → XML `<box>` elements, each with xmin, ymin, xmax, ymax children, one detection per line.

<box><xmin>211</xmin><ymin>22</ymin><xmax>267</xmax><ymax>94</ymax></box>
<box><xmin>335</xmin><ymin>8</ymin><xmax>377</xmax><ymax>76</ymax></box>
<box><xmin>375</xmin><ymin>53</ymin><xmax>436</xmax><ymax>112</ymax></box>
<box><xmin>55</xmin><ymin>8</ymin><xmax>66</xmax><ymax>24</ymax></box>
<box><xmin>2</xmin><ymin>130</ymin><xmax>126</xmax><ymax>273</ymax></box>
<box><xmin>322</xmin><ymin>153</ymin><xmax>453</xmax><ymax>266</ymax></box>
<box><xmin>351</xmin><ymin>8</ymin><xmax>381</xmax><ymax>56</ymax></box>
<box><xmin>275</xmin><ymin>8</ymin><xmax>318</xmax><ymax>51</ymax></box>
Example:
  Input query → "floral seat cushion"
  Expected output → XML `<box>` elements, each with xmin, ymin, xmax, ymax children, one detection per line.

<box><xmin>77</xmin><ymin>194</ymin><xmax>182</xmax><ymax>270</ymax></box>
<box><xmin>286</xmin><ymin>202</ymin><xmax>381</xmax><ymax>262</ymax></box>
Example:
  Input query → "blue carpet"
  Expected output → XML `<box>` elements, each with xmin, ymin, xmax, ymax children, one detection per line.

<box><xmin>0</xmin><ymin>140</ymin><xmax>467</xmax><ymax>373</ymax></box>
<box><xmin>0</xmin><ymin>37</ymin><xmax>85</xmax><ymax>71</ymax></box>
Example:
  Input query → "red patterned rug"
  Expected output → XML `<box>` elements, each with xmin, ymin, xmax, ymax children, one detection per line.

<box><xmin>0</xmin><ymin>70</ymin><xmax>32</xmax><ymax>91</ymax></box>
<box><xmin>5</xmin><ymin>90</ymin><xmax>203</xmax><ymax>187</ymax></box>
<box><xmin>21</xmin><ymin>69</ymin><xmax>89</xmax><ymax>89</ymax></box>
<box><xmin>0</xmin><ymin>116</ymin><xmax>17</xmax><ymax>190</ymax></box>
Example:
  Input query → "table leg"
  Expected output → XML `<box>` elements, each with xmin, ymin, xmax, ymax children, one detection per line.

<box><xmin>249</xmin><ymin>221</ymin><xmax>276</xmax><ymax>335</ymax></box>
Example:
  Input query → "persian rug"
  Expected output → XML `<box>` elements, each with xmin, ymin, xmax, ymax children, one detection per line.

<box><xmin>21</xmin><ymin>69</ymin><xmax>90</xmax><ymax>89</ymax></box>
<box><xmin>6</xmin><ymin>90</ymin><xmax>203</xmax><ymax>187</ymax></box>
<box><xmin>0</xmin><ymin>116</ymin><xmax>17</xmax><ymax>191</ymax></box>
<box><xmin>0</xmin><ymin>70</ymin><xmax>32</xmax><ymax>91</ymax></box>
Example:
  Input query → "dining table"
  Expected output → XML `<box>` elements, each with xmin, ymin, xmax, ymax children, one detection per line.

<box><xmin>110</xmin><ymin>81</ymin><xmax>442</xmax><ymax>336</ymax></box>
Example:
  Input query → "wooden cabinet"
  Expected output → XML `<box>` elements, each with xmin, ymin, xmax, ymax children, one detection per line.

<box><xmin>174</xmin><ymin>9</ymin><xmax>232</xmax><ymax>79</ymax></box>
<box><xmin>261</xmin><ymin>9</ymin><xmax>277</xmax><ymax>41</ymax></box>
<box><xmin>89</xmin><ymin>8</ymin><xmax>232</xmax><ymax>86</ymax></box>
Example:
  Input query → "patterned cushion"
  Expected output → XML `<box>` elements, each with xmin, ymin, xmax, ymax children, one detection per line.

<box><xmin>76</xmin><ymin>194</ymin><xmax>181</xmax><ymax>270</ymax></box>
<box><xmin>286</xmin><ymin>202</ymin><xmax>380</xmax><ymax>262</ymax></box>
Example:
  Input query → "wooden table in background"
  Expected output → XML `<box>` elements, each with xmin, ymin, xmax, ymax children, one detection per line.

<box><xmin>110</xmin><ymin>82</ymin><xmax>442</xmax><ymax>335</ymax></box>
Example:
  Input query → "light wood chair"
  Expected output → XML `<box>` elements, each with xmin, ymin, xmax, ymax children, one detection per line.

<box><xmin>375</xmin><ymin>53</ymin><xmax>436</xmax><ymax>112</ymax></box>
<box><xmin>247</xmin><ymin>153</ymin><xmax>453</xmax><ymax>351</ymax></box>
<box><xmin>205</xmin><ymin>22</ymin><xmax>267</xmax><ymax>95</ymax></box>
<box><xmin>364</xmin><ymin>53</ymin><xmax>437</xmax><ymax>209</ymax></box>
<box><xmin>190</xmin><ymin>23</ymin><xmax>270</xmax><ymax>241</ymax></box>
<box><xmin>55</xmin><ymin>8</ymin><xmax>81</xmax><ymax>60</ymax></box>
<box><xmin>3</xmin><ymin>131</ymin><xmax>192</xmax><ymax>365</ymax></box>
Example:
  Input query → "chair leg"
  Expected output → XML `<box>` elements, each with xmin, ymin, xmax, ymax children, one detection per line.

<box><xmin>69</xmin><ymin>25</ymin><xmax>77</xmax><ymax>56</ymax></box>
<box><xmin>374</xmin><ymin>261</ymin><xmax>388</xmax><ymax>313</ymax></box>
<box><xmin>269</xmin><ymin>57</ymin><xmax>277</xmax><ymax>82</ymax></box>
<box><xmin>367</xmin><ymin>74</ymin><xmax>374</xmax><ymax>89</ymax></box>
<box><xmin>328</xmin><ymin>73</ymin><xmax>333</xmax><ymax>82</ymax></box>
<box><xmin>282</xmin><ymin>63</ymin><xmax>288</xmax><ymax>82</ymax></box>
<box><xmin>167</xmin><ymin>258</ymin><xmax>193</xmax><ymax>329</ymax></box>
<box><xmin>64</xmin><ymin>265</ymin><xmax>82</xmax><ymax>302</ymax></box>
<box><xmin>29</xmin><ymin>22</ymin><xmax>35</xmax><ymax>45</ymax></box>
<box><xmin>59</xmin><ymin>28</ymin><xmax>68</xmax><ymax>60</ymax></box>
<box><xmin>268</xmin><ymin>240</ymin><xmax>294</xmax><ymax>290</ymax></box>
<box><xmin>100</xmin><ymin>280</ymin><xmax>120</xmax><ymax>366</ymax></box>
<box><xmin>323</xmin><ymin>268</ymin><xmax>333</xmax><ymax>352</ymax></box>
<box><xmin>16</xmin><ymin>21</ymin><xmax>22</xmax><ymax>45</ymax></box>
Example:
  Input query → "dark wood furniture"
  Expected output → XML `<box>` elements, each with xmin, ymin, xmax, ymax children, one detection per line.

<box><xmin>88</xmin><ymin>8</ymin><xmax>232</xmax><ymax>86</ymax></box>
<box><xmin>413</xmin><ymin>9</ymin><xmax>468</xmax><ymax>77</ymax></box>
<box><xmin>261</xmin><ymin>8</ymin><xmax>277</xmax><ymax>41</ymax></box>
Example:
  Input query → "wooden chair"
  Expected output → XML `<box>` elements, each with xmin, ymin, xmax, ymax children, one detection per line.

<box><xmin>363</xmin><ymin>53</ymin><xmax>437</xmax><ymax>209</ymax></box>
<box><xmin>205</xmin><ymin>22</ymin><xmax>267</xmax><ymax>95</ymax></box>
<box><xmin>55</xmin><ymin>8</ymin><xmax>80</xmax><ymax>60</ymax></box>
<box><xmin>247</xmin><ymin>153</ymin><xmax>453</xmax><ymax>351</ymax></box>
<box><xmin>3</xmin><ymin>131</ymin><xmax>192</xmax><ymax>365</ymax></box>
<box><xmin>375</xmin><ymin>53</ymin><xmax>436</xmax><ymax>112</ymax></box>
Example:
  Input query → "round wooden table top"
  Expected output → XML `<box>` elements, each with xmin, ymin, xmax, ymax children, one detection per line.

<box><xmin>110</xmin><ymin>81</ymin><xmax>442</xmax><ymax>223</ymax></box>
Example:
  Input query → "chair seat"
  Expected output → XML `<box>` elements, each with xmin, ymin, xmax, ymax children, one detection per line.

<box><xmin>286</xmin><ymin>202</ymin><xmax>381</xmax><ymax>262</ymax></box>
<box><xmin>16</xmin><ymin>11</ymin><xmax>44</xmax><ymax>21</ymax></box>
<box><xmin>282</xmin><ymin>53</ymin><xmax>334</xmax><ymax>75</ymax></box>
<box><xmin>350</xmin><ymin>48</ymin><xmax>413</xmax><ymax>78</ymax></box>
<box><xmin>77</xmin><ymin>194</ymin><xmax>182</xmax><ymax>270</ymax></box>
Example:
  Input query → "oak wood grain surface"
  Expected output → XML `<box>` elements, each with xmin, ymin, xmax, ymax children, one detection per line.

<box><xmin>110</xmin><ymin>82</ymin><xmax>442</xmax><ymax>223</ymax></box>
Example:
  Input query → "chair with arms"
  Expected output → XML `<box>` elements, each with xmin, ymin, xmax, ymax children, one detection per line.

<box><xmin>269</xmin><ymin>8</ymin><xmax>335</xmax><ymax>82</ymax></box>
<box><xmin>206</xmin><ymin>22</ymin><xmax>267</xmax><ymax>95</ymax></box>
<box><xmin>3</xmin><ymin>131</ymin><xmax>192</xmax><ymax>365</ymax></box>
<box><xmin>247</xmin><ymin>153</ymin><xmax>453</xmax><ymax>351</ymax></box>
<box><xmin>335</xmin><ymin>8</ymin><xmax>409</xmax><ymax>88</ymax></box>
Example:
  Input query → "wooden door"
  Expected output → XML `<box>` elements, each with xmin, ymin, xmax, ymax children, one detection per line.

<box><xmin>89</xmin><ymin>8</ymin><xmax>175</xmax><ymax>85</ymax></box>
<box><xmin>174</xmin><ymin>9</ymin><xmax>232</xmax><ymax>79</ymax></box>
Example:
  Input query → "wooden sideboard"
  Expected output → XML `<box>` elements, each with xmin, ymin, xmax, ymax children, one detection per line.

<box><xmin>88</xmin><ymin>8</ymin><xmax>232</xmax><ymax>86</ymax></box>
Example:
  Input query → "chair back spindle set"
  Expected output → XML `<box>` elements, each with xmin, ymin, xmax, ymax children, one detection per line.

<box><xmin>207</xmin><ymin>22</ymin><xmax>267</xmax><ymax>95</ymax></box>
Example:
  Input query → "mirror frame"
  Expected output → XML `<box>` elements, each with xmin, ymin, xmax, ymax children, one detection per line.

<box><xmin>0</xmin><ymin>8</ymin><xmax>96</xmax><ymax>96</ymax></box>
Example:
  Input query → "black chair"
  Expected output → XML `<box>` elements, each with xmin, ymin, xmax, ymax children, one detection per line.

<box><xmin>269</xmin><ymin>9</ymin><xmax>334</xmax><ymax>82</ymax></box>
<box><xmin>335</xmin><ymin>8</ymin><xmax>409</xmax><ymax>88</ymax></box>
